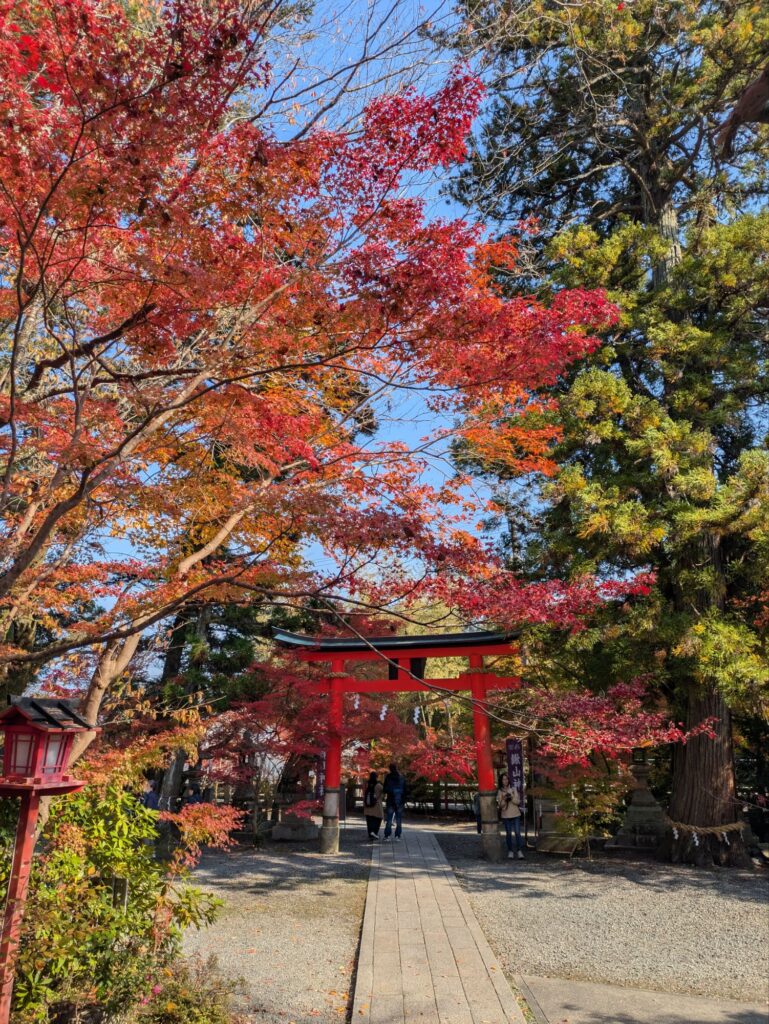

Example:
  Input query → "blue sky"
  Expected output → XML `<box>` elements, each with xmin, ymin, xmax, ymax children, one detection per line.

<box><xmin>96</xmin><ymin>2</ymin><xmax>500</xmax><ymax>590</ymax></box>
<box><xmin>260</xmin><ymin>0</ymin><xmax>501</xmax><ymax>582</ymax></box>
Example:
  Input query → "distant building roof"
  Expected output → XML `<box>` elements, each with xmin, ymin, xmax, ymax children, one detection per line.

<box><xmin>272</xmin><ymin>627</ymin><xmax>519</xmax><ymax>654</ymax></box>
<box><xmin>0</xmin><ymin>696</ymin><xmax>91</xmax><ymax>731</ymax></box>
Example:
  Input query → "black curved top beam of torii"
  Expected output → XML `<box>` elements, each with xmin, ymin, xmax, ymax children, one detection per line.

<box><xmin>271</xmin><ymin>626</ymin><xmax>522</xmax><ymax>694</ymax></box>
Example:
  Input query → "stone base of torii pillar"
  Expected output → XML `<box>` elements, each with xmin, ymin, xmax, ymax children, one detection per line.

<box><xmin>319</xmin><ymin>786</ymin><xmax>341</xmax><ymax>854</ymax></box>
<box><xmin>479</xmin><ymin>791</ymin><xmax>504</xmax><ymax>861</ymax></box>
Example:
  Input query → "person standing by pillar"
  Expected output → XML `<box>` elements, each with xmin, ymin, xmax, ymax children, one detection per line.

<box><xmin>363</xmin><ymin>771</ymin><xmax>384</xmax><ymax>841</ymax></box>
<box><xmin>497</xmin><ymin>771</ymin><xmax>524</xmax><ymax>859</ymax></box>
<box><xmin>470</xmin><ymin>657</ymin><xmax>504</xmax><ymax>861</ymax></box>
<box><xmin>382</xmin><ymin>763</ymin><xmax>407</xmax><ymax>841</ymax></box>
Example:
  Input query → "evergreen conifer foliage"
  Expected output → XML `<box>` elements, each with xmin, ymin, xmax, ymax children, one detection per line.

<box><xmin>450</xmin><ymin>0</ymin><xmax>769</xmax><ymax>239</ymax></box>
<box><xmin>447</xmin><ymin>0</ymin><xmax>769</xmax><ymax>864</ymax></box>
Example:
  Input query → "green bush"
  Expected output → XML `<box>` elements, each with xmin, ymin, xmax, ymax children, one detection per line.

<box><xmin>0</xmin><ymin>786</ymin><xmax>221</xmax><ymax>1023</ymax></box>
<box><xmin>131</xmin><ymin>957</ymin><xmax>245</xmax><ymax>1024</ymax></box>
<box><xmin>531</xmin><ymin>759</ymin><xmax>628</xmax><ymax>854</ymax></box>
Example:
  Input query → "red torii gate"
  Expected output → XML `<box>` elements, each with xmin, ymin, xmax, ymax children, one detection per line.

<box><xmin>273</xmin><ymin>628</ymin><xmax>522</xmax><ymax>861</ymax></box>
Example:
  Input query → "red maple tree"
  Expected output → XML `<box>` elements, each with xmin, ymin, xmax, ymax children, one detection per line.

<box><xmin>0</xmin><ymin>0</ymin><xmax>624</xmax><ymax>768</ymax></box>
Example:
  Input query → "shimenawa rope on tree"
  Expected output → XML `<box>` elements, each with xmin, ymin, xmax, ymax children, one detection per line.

<box><xmin>664</xmin><ymin>816</ymin><xmax>744</xmax><ymax>847</ymax></box>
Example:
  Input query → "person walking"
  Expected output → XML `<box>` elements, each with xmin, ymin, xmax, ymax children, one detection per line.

<box><xmin>363</xmin><ymin>771</ymin><xmax>384</xmax><ymax>841</ymax></box>
<box><xmin>497</xmin><ymin>771</ymin><xmax>524</xmax><ymax>859</ymax></box>
<box><xmin>382</xmin><ymin>762</ymin><xmax>407</xmax><ymax>841</ymax></box>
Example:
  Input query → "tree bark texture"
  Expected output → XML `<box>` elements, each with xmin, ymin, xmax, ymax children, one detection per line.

<box><xmin>666</xmin><ymin>685</ymin><xmax>746</xmax><ymax>866</ymax></box>
<box><xmin>159</xmin><ymin>748</ymin><xmax>187</xmax><ymax>813</ymax></box>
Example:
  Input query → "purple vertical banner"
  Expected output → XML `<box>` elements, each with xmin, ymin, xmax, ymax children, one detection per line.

<box><xmin>505</xmin><ymin>737</ymin><xmax>525</xmax><ymax>812</ymax></box>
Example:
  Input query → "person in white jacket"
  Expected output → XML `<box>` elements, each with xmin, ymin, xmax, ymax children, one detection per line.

<box><xmin>497</xmin><ymin>772</ymin><xmax>524</xmax><ymax>860</ymax></box>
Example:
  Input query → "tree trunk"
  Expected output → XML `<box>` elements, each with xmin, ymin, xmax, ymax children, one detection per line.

<box><xmin>0</xmin><ymin>615</ymin><xmax>38</xmax><ymax>700</ymax></box>
<box><xmin>159</xmin><ymin>749</ymin><xmax>187</xmax><ymax>812</ymax></box>
<box><xmin>431</xmin><ymin>781</ymin><xmax>441</xmax><ymax>814</ymax></box>
<box><xmin>160</xmin><ymin>608</ymin><xmax>193</xmax><ymax>684</ymax></box>
<box><xmin>651</xmin><ymin>199</ymin><xmax>682</xmax><ymax>289</ymax></box>
<box><xmin>648</xmin><ymin>206</ymin><xmax>743</xmax><ymax>867</ymax></box>
<box><xmin>665</xmin><ymin>532</ymin><xmax>744</xmax><ymax>864</ymax></box>
<box><xmin>156</xmin><ymin>608</ymin><xmax>198</xmax><ymax>812</ymax></box>
<box><xmin>665</xmin><ymin>685</ymin><xmax>747</xmax><ymax>866</ymax></box>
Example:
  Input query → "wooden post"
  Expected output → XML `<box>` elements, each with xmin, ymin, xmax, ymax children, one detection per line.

<box><xmin>470</xmin><ymin>658</ymin><xmax>503</xmax><ymax>862</ymax></box>
<box><xmin>0</xmin><ymin>792</ymin><xmax>41</xmax><ymax>1023</ymax></box>
<box><xmin>320</xmin><ymin>660</ymin><xmax>343</xmax><ymax>854</ymax></box>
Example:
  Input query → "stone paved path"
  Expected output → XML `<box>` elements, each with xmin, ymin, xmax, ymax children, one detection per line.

<box><xmin>352</xmin><ymin>831</ymin><xmax>526</xmax><ymax>1024</ymax></box>
<box><xmin>516</xmin><ymin>975</ymin><xmax>769</xmax><ymax>1024</ymax></box>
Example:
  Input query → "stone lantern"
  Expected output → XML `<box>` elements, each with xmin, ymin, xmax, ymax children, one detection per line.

<box><xmin>606</xmin><ymin>748</ymin><xmax>666</xmax><ymax>853</ymax></box>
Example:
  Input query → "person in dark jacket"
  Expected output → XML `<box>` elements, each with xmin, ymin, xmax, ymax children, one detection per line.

<box><xmin>140</xmin><ymin>779</ymin><xmax>159</xmax><ymax>810</ymax></box>
<box><xmin>382</xmin><ymin>763</ymin><xmax>407</xmax><ymax>841</ymax></box>
<box><xmin>363</xmin><ymin>771</ymin><xmax>384</xmax><ymax>840</ymax></box>
<box><xmin>182</xmin><ymin>784</ymin><xmax>203</xmax><ymax>806</ymax></box>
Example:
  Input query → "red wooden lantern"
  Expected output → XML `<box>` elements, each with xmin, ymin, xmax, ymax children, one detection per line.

<box><xmin>0</xmin><ymin>698</ymin><xmax>92</xmax><ymax>1022</ymax></box>
<box><xmin>0</xmin><ymin>698</ymin><xmax>89</xmax><ymax>793</ymax></box>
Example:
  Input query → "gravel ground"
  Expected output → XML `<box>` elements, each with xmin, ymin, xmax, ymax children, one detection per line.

<box><xmin>437</xmin><ymin>833</ymin><xmax>769</xmax><ymax>1003</ymax></box>
<box><xmin>183</xmin><ymin>830</ymin><xmax>370</xmax><ymax>1023</ymax></box>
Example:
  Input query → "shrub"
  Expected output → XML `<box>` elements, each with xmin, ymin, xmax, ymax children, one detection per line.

<box><xmin>531</xmin><ymin>757</ymin><xmax>629</xmax><ymax>853</ymax></box>
<box><xmin>130</xmin><ymin>957</ymin><xmax>245</xmax><ymax>1024</ymax></box>
<box><xmin>0</xmin><ymin>786</ymin><xmax>226</xmax><ymax>1023</ymax></box>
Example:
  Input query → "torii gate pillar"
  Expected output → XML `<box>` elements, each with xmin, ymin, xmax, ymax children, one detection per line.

<box><xmin>319</xmin><ymin>663</ymin><xmax>343</xmax><ymax>854</ymax></box>
<box><xmin>470</xmin><ymin>656</ymin><xmax>504</xmax><ymax>862</ymax></box>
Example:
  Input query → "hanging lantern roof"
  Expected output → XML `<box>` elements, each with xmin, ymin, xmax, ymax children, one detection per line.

<box><xmin>0</xmin><ymin>696</ymin><xmax>91</xmax><ymax>732</ymax></box>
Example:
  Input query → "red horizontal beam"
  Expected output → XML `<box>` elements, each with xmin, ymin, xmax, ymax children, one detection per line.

<box><xmin>308</xmin><ymin>676</ymin><xmax>522</xmax><ymax>695</ymax></box>
<box><xmin>296</xmin><ymin>643</ymin><xmax>516</xmax><ymax>664</ymax></box>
